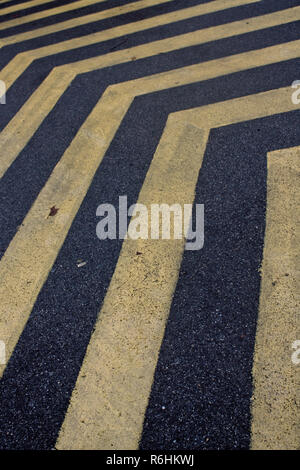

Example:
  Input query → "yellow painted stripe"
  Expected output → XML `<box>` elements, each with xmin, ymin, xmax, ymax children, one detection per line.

<box><xmin>251</xmin><ymin>146</ymin><xmax>300</xmax><ymax>450</ymax></box>
<box><xmin>0</xmin><ymin>0</ymin><xmax>261</xmax><ymax>79</ymax></box>
<box><xmin>0</xmin><ymin>37</ymin><xmax>298</xmax><ymax>408</ymax></box>
<box><xmin>0</xmin><ymin>0</ymin><xmax>108</xmax><ymax>31</ymax></box>
<box><xmin>0</xmin><ymin>89</ymin><xmax>133</xmax><ymax>380</ymax></box>
<box><xmin>0</xmin><ymin>66</ymin><xmax>77</xmax><ymax>179</ymax></box>
<box><xmin>0</xmin><ymin>0</ymin><xmax>175</xmax><ymax>41</ymax></box>
<box><xmin>56</xmin><ymin>86</ymin><xmax>298</xmax><ymax>449</ymax></box>
<box><xmin>0</xmin><ymin>0</ymin><xmax>56</xmax><ymax>16</ymax></box>
<box><xmin>0</xmin><ymin>0</ymin><xmax>260</xmax><ymax>47</ymax></box>
<box><xmin>182</xmin><ymin>88</ymin><xmax>297</xmax><ymax>130</ymax></box>
<box><xmin>1</xmin><ymin>18</ymin><xmax>299</xmax><ymax>179</ymax></box>
<box><xmin>70</xmin><ymin>6</ymin><xmax>299</xmax><ymax>75</ymax></box>
<box><xmin>0</xmin><ymin>44</ymin><xmax>297</xmax><ymax>380</ymax></box>
<box><xmin>57</xmin><ymin>120</ymin><xmax>209</xmax><ymax>450</ymax></box>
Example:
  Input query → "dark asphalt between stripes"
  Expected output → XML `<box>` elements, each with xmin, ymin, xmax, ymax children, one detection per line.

<box><xmin>0</xmin><ymin>20</ymin><xmax>299</xmax><ymax>259</ymax></box>
<box><xmin>0</xmin><ymin>0</ymin><xmax>207</xmax><ymax>38</ymax></box>
<box><xmin>0</xmin><ymin>0</ymin><xmax>299</xmax><ymax>450</ymax></box>
<box><xmin>141</xmin><ymin>111</ymin><xmax>300</xmax><ymax>450</ymax></box>
<box><xmin>0</xmin><ymin>0</ymin><xmax>299</xmax><ymax>88</ymax></box>
<box><xmin>0</xmin><ymin>59</ymin><xmax>299</xmax><ymax>448</ymax></box>
<box><xmin>0</xmin><ymin>0</ymin><xmax>82</xmax><ymax>23</ymax></box>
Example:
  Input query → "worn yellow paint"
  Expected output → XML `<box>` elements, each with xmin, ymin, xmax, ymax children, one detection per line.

<box><xmin>0</xmin><ymin>42</ymin><xmax>297</xmax><ymax>379</ymax></box>
<box><xmin>250</xmin><ymin>147</ymin><xmax>300</xmax><ymax>450</ymax></box>
<box><xmin>54</xmin><ymin>85</ymin><xmax>296</xmax><ymax>449</ymax></box>
<box><xmin>1</xmin><ymin>26</ymin><xmax>299</xmax><ymax>179</ymax></box>
<box><xmin>0</xmin><ymin>89</ymin><xmax>132</xmax><ymax>380</ymax></box>
<box><xmin>0</xmin><ymin>2</ymin><xmax>297</xmax><ymax>444</ymax></box>
<box><xmin>1</xmin><ymin>42</ymin><xmax>298</xmax><ymax>373</ymax></box>
<box><xmin>0</xmin><ymin>0</ymin><xmax>55</xmax><ymax>16</ymax></box>
<box><xmin>181</xmin><ymin>89</ymin><xmax>296</xmax><ymax>130</ymax></box>
<box><xmin>2</xmin><ymin>0</ymin><xmax>283</xmax><ymax>85</ymax></box>
<box><xmin>56</xmin><ymin>121</ymin><xmax>209</xmax><ymax>450</ymax></box>
<box><xmin>0</xmin><ymin>0</ymin><xmax>259</xmax><ymax>44</ymax></box>
<box><xmin>0</xmin><ymin>67</ymin><xmax>77</xmax><ymax>179</ymax></box>
<box><xmin>0</xmin><ymin>0</ymin><xmax>108</xmax><ymax>32</ymax></box>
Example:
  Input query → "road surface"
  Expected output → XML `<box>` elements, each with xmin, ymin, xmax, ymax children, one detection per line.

<box><xmin>0</xmin><ymin>0</ymin><xmax>299</xmax><ymax>450</ymax></box>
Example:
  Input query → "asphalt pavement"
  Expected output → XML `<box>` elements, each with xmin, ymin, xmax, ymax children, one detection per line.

<box><xmin>0</xmin><ymin>0</ymin><xmax>299</xmax><ymax>450</ymax></box>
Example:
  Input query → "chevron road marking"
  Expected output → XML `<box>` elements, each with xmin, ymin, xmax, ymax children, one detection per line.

<box><xmin>0</xmin><ymin>0</ymin><xmax>298</xmax><ymax>450</ymax></box>
<box><xmin>0</xmin><ymin>40</ymin><xmax>297</xmax><ymax>377</ymax></box>
<box><xmin>0</xmin><ymin>89</ymin><xmax>133</xmax><ymax>380</ymax></box>
<box><xmin>0</xmin><ymin>0</ymin><xmax>56</xmax><ymax>16</ymax></box>
<box><xmin>55</xmin><ymin>87</ymin><xmax>299</xmax><ymax>449</ymax></box>
<box><xmin>57</xmin><ymin>119</ymin><xmax>210</xmax><ymax>450</ymax></box>
<box><xmin>0</xmin><ymin>44</ymin><xmax>299</xmax><ymax>378</ymax></box>
<box><xmin>0</xmin><ymin>0</ymin><xmax>108</xmax><ymax>31</ymax></box>
<box><xmin>0</xmin><ymin>0</ymin><xmax>180</xmax><ymax>39</ymax></box>
<box><xmin>0</xmin><ymin>0</ymin><xmax>259</xmax><ymax>51</ymax></box>
<box><xmin>251</xmin><ymin>147</ymin><xmax>300</xmax><ymax>450</ymax></box>
<box><xmin>1</xmin><ymin>11</ymin><xmax>299</xmax><ymax>178</ymax></box>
